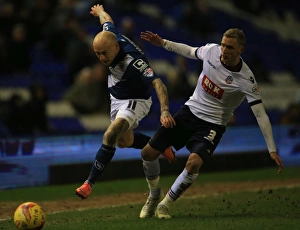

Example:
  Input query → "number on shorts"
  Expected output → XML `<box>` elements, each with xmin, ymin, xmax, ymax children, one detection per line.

<box><xmin>206</xmin><ymin>130</ymin><xmax>216</xmax><ymax>143</ymax></box>
<box><xmin>127</xmin><ymin>100</ymin><xmax>137</xmax><ymax>111</ymax></box>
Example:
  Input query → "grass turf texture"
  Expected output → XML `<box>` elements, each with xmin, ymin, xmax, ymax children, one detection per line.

<box><xmin>1</xmin><ymin>167</ymin><xmax>300</xmax><ymax>230</ymax></box>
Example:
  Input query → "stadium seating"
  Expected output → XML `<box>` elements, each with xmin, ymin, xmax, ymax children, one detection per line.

<box><xmin>0</xmin><ymin>1</ymin><xmax>299</xmax><ymax>135</ymax></box>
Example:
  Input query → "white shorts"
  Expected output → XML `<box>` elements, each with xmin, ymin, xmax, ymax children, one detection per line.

<box><xmin>110</xmin><ymin>95</ymin><xmax>152</xmax><ymax>129</ymax></box>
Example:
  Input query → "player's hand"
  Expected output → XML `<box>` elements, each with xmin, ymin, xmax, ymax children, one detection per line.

<box><xmin>269</xmin><ymin>152</ymin><xmax>283</xmax><ymax>175</ymax></box>
<box><xmin>140</xmin><ymin>31</ymin><xmax>164</xmax><ymax>47</ymax></box>
<box><xmin>90</xmin><ymin>4</ymin><xmax>104</xmax><ymax>17</ymax></box>
<box><xmin>160</xmin><ymin>111</ymin><xmax>176</xmax><ymax>128</ymax></box>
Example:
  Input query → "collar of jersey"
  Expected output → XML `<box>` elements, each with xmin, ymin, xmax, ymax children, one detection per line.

<box><xmin>110</xmin><ymin>45</ymin><xmax>126</xmax><ymax>68</ymax></box>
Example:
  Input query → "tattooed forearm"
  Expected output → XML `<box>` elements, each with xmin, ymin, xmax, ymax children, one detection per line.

<box><xmin>152</xmin><ymin>78</ymin><xmax>169</xmax><ymax>112</ymax></box>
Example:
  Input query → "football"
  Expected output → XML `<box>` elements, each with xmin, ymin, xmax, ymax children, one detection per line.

<box><xmin>13</xmin><ymin>202</ymin><xmax>46</xmax><ymax>230</ymax></box>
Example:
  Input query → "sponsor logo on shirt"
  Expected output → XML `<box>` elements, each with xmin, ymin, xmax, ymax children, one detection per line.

<box><xmin>202</xmin><ymin>75</ymin><xmax>224</xmax><ymax>99</ymax></box>
<box><xmin>225</xmin><ymin>75</ymin><xmax>233</xmax><ymax>84</ymax></box>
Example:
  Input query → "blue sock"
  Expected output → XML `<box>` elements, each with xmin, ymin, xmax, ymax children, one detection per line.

<box><xmin>130</xmin><ymin>132</ymin><xmax>151</xmax><ymax>149</ymax></box>
<box><xmin>87</xmin><ymin>144</ymin><xmax>116</xmax><ymax>184</ymax></box>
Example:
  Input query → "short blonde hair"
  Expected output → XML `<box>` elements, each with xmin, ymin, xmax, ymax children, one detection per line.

<box><xmin>223</xmin><ymin>28</ymin><xmax>246</xmax><ymax>46</ymax></box>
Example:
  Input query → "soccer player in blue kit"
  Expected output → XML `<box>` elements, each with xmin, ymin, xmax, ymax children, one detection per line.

<box><xmin>75</xmin><ymin>4</ymin><xmax>176</xmax><ymax>199</ymax></box>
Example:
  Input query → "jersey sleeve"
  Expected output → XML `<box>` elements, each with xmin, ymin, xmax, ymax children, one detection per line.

<box><xmin>241</xmin><ymin>70</ymin><xmax>262</xmax><ymax>104</ymax></box>
<box><xmin>108</xmin><ymin>57</ymin><xmax>158</xmax><ymax>99</ymax></box>
<box><xmin>195</xmin><ymin>43</ymin><xmax>218</xmax><ymax>60</ymax></box>
<box><xmin>129</xmin><ymin>58</ymin><xmax>159</xmax><ymax>84</ymax></box>
<box><xmin>101</xmin><ymin>21</ymin><xmax>118</xmax><ymax>34</ymax></box>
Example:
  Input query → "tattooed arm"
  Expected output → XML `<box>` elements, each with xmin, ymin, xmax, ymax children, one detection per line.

<box><xmin>152</xmin><ymin>78</ymin><xmax>176</xmax><ymax>128</ymax></box>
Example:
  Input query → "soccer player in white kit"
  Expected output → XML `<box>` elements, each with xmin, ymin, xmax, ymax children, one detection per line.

<box><xmin>138</xmin><ymin>29</ymin><xmax>284</xmax><ymax>219</ymax></box>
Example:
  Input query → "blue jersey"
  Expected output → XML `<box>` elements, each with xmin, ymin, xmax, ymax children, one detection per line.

<box><xmin>101</xmin><ymin>22</ymin><xmax>159</xmax><ymax>100</ymax></box>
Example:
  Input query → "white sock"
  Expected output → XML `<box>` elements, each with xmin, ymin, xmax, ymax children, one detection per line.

<box><xmin>159</xmin><ymin>192</ymin><xmax>174</xmax><ymax>209</ymax></box>
<box><xmin>169</xmin><ymin>168</ymin><xmax>198</xmax><ymax>201</ymax></box>
<box><xmin>147</xmin><ymin>176</ymin><xmax>161</xmax><ymax>199</ymax></box>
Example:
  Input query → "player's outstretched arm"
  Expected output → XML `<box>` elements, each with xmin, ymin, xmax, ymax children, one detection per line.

<box><xmin>140</xmin><ymin>31</ymin><xmax>198</xmax><ymax>59</ymax></box>
<box><xmin>90</xmin><ymin>4</ymin><xmax>114</xmax><ymax>25</ymax></box>
<box><xmin>270</xmin><ymin>152</ymin><xmax>284</xmax><ymax>175</ymax></box>
<box><xmin>251</xmin><ymin>103</ymin><xmax>284</xmax><ymax>174</ymax></box>
<box><xmin>140</xmin><ymin>31</ymin><xmax>164</xmax><ymax>47</ymax></box>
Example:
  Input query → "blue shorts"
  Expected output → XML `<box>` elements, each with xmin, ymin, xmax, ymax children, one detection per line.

<box><xmin>149</xmin><ymin>105</ymin><xmax>226</xmax><ymax>161</ymax></box>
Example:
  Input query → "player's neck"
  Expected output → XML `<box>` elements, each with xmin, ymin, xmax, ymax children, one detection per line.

<box><xmin>221</xmin><ymin>58</ymin><xmax>242</xmax><ymax>72</ymax></box>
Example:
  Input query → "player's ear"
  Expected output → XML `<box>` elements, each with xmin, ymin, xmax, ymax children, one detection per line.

<box><xmin>115</xmin><ymin>41</ymin><xmax>120</xmax><ymax>50</ymax></box>
<box><xmin>240</xmin><ymin>46</ymin><xmax>244</xmax><ymax>54</ymax></box>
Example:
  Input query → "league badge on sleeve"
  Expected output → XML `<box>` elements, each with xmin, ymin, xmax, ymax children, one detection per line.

<box><xmin>143</xmin><ymin>67</ymin><xmax>154</xmax><ymax>77</ymax></box>
<box><xmin>252</xmin><ymin>84</ymin><xmax>259</xmax><ymax>94</ymax></box>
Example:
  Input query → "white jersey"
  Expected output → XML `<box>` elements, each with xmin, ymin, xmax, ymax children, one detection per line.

<box><xmin>185</xmin><ymin>43</ymin><xmax>261</xmax><ymax>126</ymax></box>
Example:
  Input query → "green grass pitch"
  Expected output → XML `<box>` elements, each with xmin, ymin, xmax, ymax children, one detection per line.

<box><xmin>1</xmin><ymin>167</ymin><xmax>299</xmax><ymax>230</ymax></box>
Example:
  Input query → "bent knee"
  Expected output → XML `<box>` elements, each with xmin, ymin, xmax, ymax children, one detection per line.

<box><xmin>116</xmin><ymin>138</ymin><xmax>133</xmax><ymax>148</ymax></box>
<box><xmin>142</xmin><ymin>144</ymin><xmax>160</xmax><ymax>161</ymax></box>
<box><xmin>116</xmin><ymin>143</ymin><xmax>126</xmax><ymax>148</ymax></box>
<box><xmin>186</xmin><ymin>153</ymin><xmax>203</xmax><ymax>173</ymax></box>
